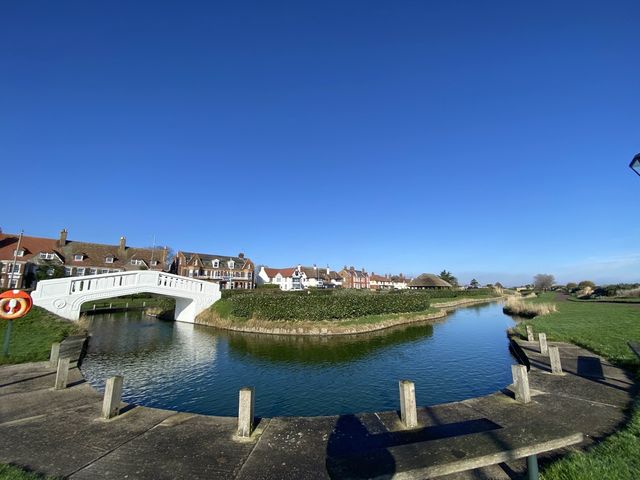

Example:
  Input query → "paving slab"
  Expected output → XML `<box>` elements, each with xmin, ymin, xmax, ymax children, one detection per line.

<box><xmin>71</xmin><ymin>414</ymin><xmax>264</xmax><ymax>480</ymax></box>
<box><xmin>0</xmin><ymin>400</ymin><xmax>175</xmax><ymax>478</ymax></box>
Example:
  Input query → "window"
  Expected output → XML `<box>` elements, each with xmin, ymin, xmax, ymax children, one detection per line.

<box><xmin>100</xmin><ymin>269</ymin><xmax>109</xmax><ymax>274</ymax></box>
<box><xmin>65</xmin><ymin>267</ymin><xmax>73</xmax><ymax>276</ymax></box>
<box><xmin>105</xmin><ymin>256</ymin><xmax>114</xmax><ymax>264</ymax></box>
<box><xmin>8</xmin><ymin>264</ymin><xmax>20</xmax><ymax>273</ymax></box>
<box><xmin>212</xmin><ymin>259</ymin><xmax>219</xmax><ymax>268</ymax></box>
<box><xmin>228</xmin><ymin>260</ymin><xmax>235</xmax><ymax>269</ymax></box>
<box><xmin>130</xmin><ymin>259</ymin><xmax>144</xmax><ymax>266</ymax></box>
<box><xmin>74</xmin><ymin>254</ymin><xmax>84</xmax><ymax>261</ymax></box>
<box><xmin>13</xmin><ymin>249</ymin><xmax>24</xmax><ymax>257</ymax></box>
<box><xmin>89</xmin><ymin>268</ymin><xmax>97</xmax><ymax>275</ymax></box>
<box><xmin>40</xmin><ymin>252</ymin><xmax>55</xmax><ymax>260</ymax></box>
<box><xmin>150</xmin><ymin>260</ymin><xmax>158</xmax><ymax>266</ymax></box>
<box><xmin>77</xmin><ymin>267</ymin><xmax>85</xmax><ymax>276</ymax></box>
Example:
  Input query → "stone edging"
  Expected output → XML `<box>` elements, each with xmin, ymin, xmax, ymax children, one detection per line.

<box><xmin>194</xmin><ymin>296</ymin><xmax>503</xmax><ymax>336</ymax></box>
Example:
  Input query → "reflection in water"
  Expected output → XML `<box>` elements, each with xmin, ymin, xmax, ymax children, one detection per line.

<box><xmin>81</xmin><ymin>302</ymin><xmax>516</xmax><ymax>417</ymax></box>
<box><xmin>224</xmin><ymin>323</ymin><xmax>434</xmax><ymax>365</ymax></box>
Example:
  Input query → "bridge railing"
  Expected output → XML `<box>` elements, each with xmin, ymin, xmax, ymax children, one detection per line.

<box><xmin>59</xmin><ymin>270</ymin><xmax>218</xmax><ymax>296</ymax></box>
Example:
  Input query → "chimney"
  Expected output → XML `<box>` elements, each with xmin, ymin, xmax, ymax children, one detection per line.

<box><xmin>119</xmin><ymin>236</ymin><xmax>126</xmax><ymax>253</ymax></box>
<box><xmin>326</xmin><ymin>266</ymin><xmax>330</xmax><ymax>275</ymax></box>
<box><xmin>58</xmin><ymin>229</ymin><xmax>68</xmax><ymax>247</ymax></box>
<box><xmin>238</xmin><ymin>252</ymin><xmax>245</xmax><ymax>259</ymax></box>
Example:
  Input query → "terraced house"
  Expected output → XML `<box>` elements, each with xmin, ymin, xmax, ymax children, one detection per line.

<box><xmin>0</xmin><ymin>229</ymin><xmax>167</xmax><ymax>288</ymax></box>
<box><xmin>171</xmin><ymin>251</ymin><xmax>254</xmax><ymax>290</ymax></box>
<box><xmin>339</xmin><ymin>266</ymin><xmax>370</xmax><ymax>289</ymax></box>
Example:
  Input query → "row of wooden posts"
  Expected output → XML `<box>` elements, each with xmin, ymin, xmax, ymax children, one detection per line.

<box><xmin>49</xmin><ymin>330</ymin><xmax>558</xmax><ymax>436</ymax></box>
<box><xmin>511</xmin><ymin>326</ymin><xmax>564</xmax><ymax>404</ymax></box>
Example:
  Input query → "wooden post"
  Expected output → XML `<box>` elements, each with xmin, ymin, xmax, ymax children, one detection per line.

<box><xmin>109</xmin><ymin>302</ymin><xmax>112</xmax><ymax>309</ymax></box>
<box><xmin>511</xmin><ymin>364</ymin><xmax>531</xmax><ymax>404</ymax></box>
<box><xmin>49</xmin><ymin>342</ymin><xmax>60</xmax><ymax>368</ymax></box>
<box><xmin>526</xmin><ymin>325</ymin><xmax>535</xmax><ymax>342</ymax></box>
<box><xmin>549</xmin><ymin>346</ymin><xmax>563</xmax><ymax>375</ymax></box>
<box><xmin>399</xmin><ymin>380</ymin><xmax>418</xmax><ymax>428</ymax></box>
<box><xmin>125</xmin><ymin>302</ymin><xmax>129</xmax><ymax>309</ymax></box>
<box><xmin>538</xmin><ymin>333</ymin><xmax>548</xmax><ymax>355</ymax></box>
<box><xmin>54</xmin><ymin>358</ymin><xmax>70</xmax><ymax>390</ymax></box>
<box><xmin>92</xmin><ymin>304</ymin><xmax>96</xmax><ymax>311</ymax></box>
<box><xmin>237</xmin><ymin>387</ymin><xmax>255</xmax><ymax>437</ymax></box>
<box><xmin>101</xmin><ymin>376</ymin><xmax>124</xmax><ymax>419</ymax></box>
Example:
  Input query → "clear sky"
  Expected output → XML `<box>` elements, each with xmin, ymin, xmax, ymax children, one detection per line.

<box><xmin>1</xmin><ymin>1</ymin><xmax>639</xmax><ymax>286</ymax></box>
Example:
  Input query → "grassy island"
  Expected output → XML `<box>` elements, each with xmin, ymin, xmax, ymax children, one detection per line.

<box><xmin>197</xmin><ymin>287</ymin><xmax>499</xmax><ymax>334</ymax></box>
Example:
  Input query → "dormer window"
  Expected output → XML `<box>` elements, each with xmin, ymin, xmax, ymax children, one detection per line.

<box><xmin>150</xmin><ymin>260</ymin><xmax>158</xmax><ymax>266</ymax></box>
<box><xmin>228</xmin><ymin>260</ymin><xmax>235</xmax><ymax>269</ymax></box>
<box><xmin>105</xmin><ymin>256</ymin><xmax>114</xmax><ymax>264</ymax></box>
<box><xmin>131</xmin><ymin>259</ymin><xmax>144</xmax><ymax>266</ymax></box>
<box><xmin>13</xmin><ymin>249</ymin><xmax>24</xmax><ymax>257</ymax></box>
<box><xmin>212</xmin><ymin>259</ymin><xmax>219</xmax><ymax>268</ymax></box>
<box><xmin>74</xmin><ymin>254</ymin><xmax>84</xmax><ymax>261</ymax></box>
<box><xmin>40</xmin><ymin>252</ymin><xmax>55</xmax><ymax>260</ymax></box>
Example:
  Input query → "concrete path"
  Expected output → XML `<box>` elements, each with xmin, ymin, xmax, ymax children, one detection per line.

<box><xmin>0</xmin><ymin>336</ymin><xmax>635</xmax><ymax>479</ymax></box>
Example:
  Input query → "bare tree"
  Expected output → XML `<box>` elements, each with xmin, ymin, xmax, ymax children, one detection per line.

<box><xmin>534</xmin><ymin>274</ymin><xmax>555</xmax><ymax>291</ymax></box>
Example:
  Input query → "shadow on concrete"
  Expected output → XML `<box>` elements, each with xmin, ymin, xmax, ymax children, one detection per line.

<box><xmin>0</xmin><ymin>371</ymin><xmax>55</xmax><ymax>388</ymax></box>
<box><xmin>325</xmin><ymin>413</ymin><xmax>502</xmax><ymax>479</ymax></box>
<box><xmin>577</xmin><ymin>355</ymin><xmax>605</xmax><ymax>379</ymax></box>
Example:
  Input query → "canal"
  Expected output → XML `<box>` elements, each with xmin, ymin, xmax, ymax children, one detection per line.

<box><xmin>80</xmin><ymin>301</ymin><xmax>516</xmax><ymax>417</ymax></box>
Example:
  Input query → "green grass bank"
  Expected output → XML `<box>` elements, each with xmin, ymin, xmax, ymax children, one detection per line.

<box><xmin>0</xmin><ymin>306</ymin><xmax>81</xmax><ymax>366</ymax></box>
<box><xmin>514</xmin><ymin>293</ymin><xmax>640</xmax><ymax>480</ymax></box>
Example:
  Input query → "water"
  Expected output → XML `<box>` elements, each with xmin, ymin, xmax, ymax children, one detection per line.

<box><xmin>80</xmin><ymin>302</ymin><xmax>516</xmax><ymax>417</ymax></box>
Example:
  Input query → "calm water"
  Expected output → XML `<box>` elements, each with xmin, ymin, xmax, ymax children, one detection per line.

<box><xmin>80</xmin><ymin>302</ymin><xmax>516</xmax><ymax>417</ymax></box>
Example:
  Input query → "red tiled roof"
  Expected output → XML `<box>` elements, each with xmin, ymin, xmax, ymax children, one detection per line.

<box><xmin>263</xmin><ymin>267</ymin><xmax>296</xmax><ymax>278</ymax></box>
<box><xmin>0</xmin><ymin>234</ymin><xmax>59</xmax><ymax>262</ymax></box>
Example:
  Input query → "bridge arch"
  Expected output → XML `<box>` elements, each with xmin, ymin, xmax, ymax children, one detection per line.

<box><xmin>31</xmin><ymin>271</ymin><xmax>220</xmax><ymax>323</ymax></box>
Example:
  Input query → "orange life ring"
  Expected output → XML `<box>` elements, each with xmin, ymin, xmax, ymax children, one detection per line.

<box><xmin>0</xmin><ymin>290</ymin><xmax>32</xmax><ymax>320</ymax></box>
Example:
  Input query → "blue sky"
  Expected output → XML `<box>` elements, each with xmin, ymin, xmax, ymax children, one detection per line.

<box><xmin>1</xmin><ymin>1</ymin><xmax>638</xmax><ymax>286</ymax></box>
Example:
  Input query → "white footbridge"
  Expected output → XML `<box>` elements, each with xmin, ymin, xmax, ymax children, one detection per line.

<box><xmin>31</xmin><ymin>271</ymin><xmax>221</xmax><ymax>323</ymax></box>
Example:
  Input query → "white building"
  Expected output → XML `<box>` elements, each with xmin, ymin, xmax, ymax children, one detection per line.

<box><xmin>257</xmin><ymin>265</ymin><xmax>343</xmax><ymax>290</ymax></box>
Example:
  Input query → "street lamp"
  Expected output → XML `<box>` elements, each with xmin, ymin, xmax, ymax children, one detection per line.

<box><xmin>630</xmin><ymin>153</ymin><xmax>640</xmax><ymax>177</ymax></box>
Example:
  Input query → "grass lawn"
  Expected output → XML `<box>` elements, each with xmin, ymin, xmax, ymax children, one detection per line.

<box><xmin>0</xmin><ymin>306</ymin><xmax>81</xmax><ymax>366</ymax></box>
<box><xmin>514</xmin><ymin>293</ymin><xmax>640</xmax><ymax>479</ymax></box>
<box><xmin>0</xmin><ymin>464</ymin><xmax>53</xmax><ymax>480</ymax></box>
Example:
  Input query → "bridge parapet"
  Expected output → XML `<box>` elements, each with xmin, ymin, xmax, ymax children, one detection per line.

<box><xmin>31</xmin><ymin>271</ymin><xmax>220</xmax><ymax>323</ymax></box>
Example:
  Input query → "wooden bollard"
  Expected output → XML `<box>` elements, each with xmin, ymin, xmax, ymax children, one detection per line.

<box><xmin>511</xmin><ymin>364</ymin><xmax>531</xmax><ymax>404</ymax></box>
<box><xmin>54</xmin><ymin>358</ymin><xmax>70</xmax><ymax>390</ymax></box>
<box><xmin>102</xmin><ymin>376</ymin><xmax>124</xmax><ymax>419</ymax></box>
<box><xmin>399</xmin><ymin>380</ymin><xmax>418</xmax><ymax>428</ymax></box>
<box><xmin>526</xmin><ymin>325</ymin><xmax>535</xmax><ymax>342</ymax></box>
<box><xmin>539</xmin><ymin>333</ymin><xmax>548</xmax><ymax>355</ymax></box>
<box><xmin>237</xmin><ymin>387</ymin><xmax>255</xmax><ymax>437</ymax></box>
<box><xmin>49</xmin><ymin>342</ymin><xmax>60</xmax><ymax>368</ymax></box>
<box><xmin>549</xmin><ymin>346</ymin><xmax>563</xmax><ymax>375</ymax></box>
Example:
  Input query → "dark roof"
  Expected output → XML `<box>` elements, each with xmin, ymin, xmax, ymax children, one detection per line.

<box><xmin>180</xmin><ymin>251</ymin><xmax>253</xmax><ymax>269</ymax></box>
<box><xmin>409</xmin><ymin>274</ymin><xmax>452</xmax><ymax>288</ymax></box>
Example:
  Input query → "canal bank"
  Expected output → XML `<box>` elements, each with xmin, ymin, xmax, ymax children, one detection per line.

<box><xmin>194</xmin><ymin>296</ymin><xmax>504</xmax><ymax>336</ymax></box>
<box><xmin>0</xmin><ymin>332</ymin><xmax>634</xmax><ymax>479</ymax></box>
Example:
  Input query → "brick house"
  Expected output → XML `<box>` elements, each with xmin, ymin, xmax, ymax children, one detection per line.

<box><xmin>0</xmin><ymin>229</ymin><xmax>167</xmax><ymax>289</ymax></box>
<box><xmin>339</xmin><ymin>266</ymin><xmax>370</xmax><ymax>289</ymax></box>
<box><xmin>171</xmin><ymin>251</ymin><xmax>255</xmax><ymax>290</ymax></box>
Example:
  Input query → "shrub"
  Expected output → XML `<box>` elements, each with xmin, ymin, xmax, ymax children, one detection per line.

<box><xmin>225</xmin><ymin>290</ymin><xmax>432</xmax><ymax>321</ymax></box>
<box><xmin>502</xmin><ymin>298</ymin><xmax>557</xmax><ymax>318</ymax></box>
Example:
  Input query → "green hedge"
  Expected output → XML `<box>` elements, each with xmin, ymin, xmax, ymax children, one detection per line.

<box><xmin>225</xmin><ymin>290</ymin><xmax>432</xmax><ymax>321</ymax></box>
